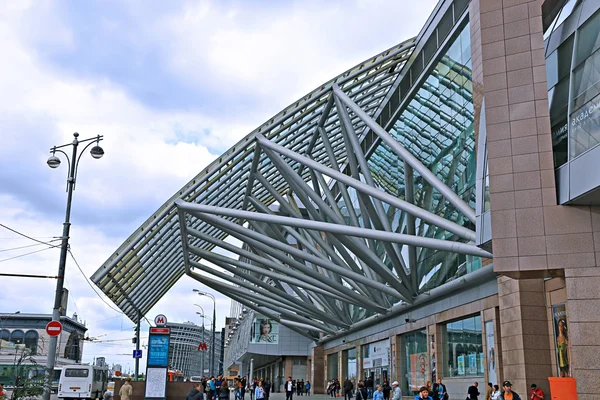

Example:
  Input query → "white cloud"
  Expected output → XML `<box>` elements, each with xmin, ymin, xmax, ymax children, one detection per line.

<box><xmin>0</xmin><ymin>0</ymin><xmax>437</xmax><ymax>372</ymax></box>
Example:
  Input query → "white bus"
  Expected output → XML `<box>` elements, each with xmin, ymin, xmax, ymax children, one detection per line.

<box><xmin>58</xmin><ymin>365</ymin><xmax>108</xmax><ymax>400</ymax></box>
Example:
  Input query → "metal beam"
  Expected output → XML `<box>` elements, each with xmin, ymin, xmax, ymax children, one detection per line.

<box><xmin>332</xmin><ymin>84</ymin><xmax>476</xmax><ymax>223</ymax></box>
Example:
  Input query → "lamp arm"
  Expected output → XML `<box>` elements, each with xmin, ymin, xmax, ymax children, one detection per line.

<box><xmin>73</xmin><ymin>138</ymin><xmax>102</xmax><ymax>190</ymax></box>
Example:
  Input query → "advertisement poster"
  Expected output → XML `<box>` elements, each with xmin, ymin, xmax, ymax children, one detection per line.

<box><xmin>552</xmin><ymin>303</ymin><xmax>571</xmax><ymax>377</ymax></box>
<box><xmin>485</xmin><ymin>320</ymin><xmax>497</xmax><ymax>385</ymax></box>
<box><xmin>250</xmin><ymin>316</ymin><xmax>279</xmax><ymax>344</ymax></box>
<box><xmin>148</xmin><ymin>335</ymin><xmax>170</xmax><ymax>367</ymax></box>
<box><xmin>468</xmin><ymin>354</ymin><xmax>477</xmax><ymax>375</ymax></box>
<box><xmin>145</xmin><ymin>367</ymin><xmax>167</xmax><ymax>399</ymax></box>
<box><xmin>457</xmin><ymin>355</ymin><xmax>465</xmax><ymax>376</ymax></box>
<box><xmin>363</xmin><ymin>339</ymin><xmax>391</xmax><ymax>368</ymax></box>
<box><xmin>409</xmin><ymin>353</ymin><xmax>429</xmax><ymax>391</ymax></box>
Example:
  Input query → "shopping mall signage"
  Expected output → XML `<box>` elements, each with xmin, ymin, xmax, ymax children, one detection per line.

<box><xmin>363</xmin><ymin>339</ymin><xmax>390</xmax><ymax>368</ymax></box>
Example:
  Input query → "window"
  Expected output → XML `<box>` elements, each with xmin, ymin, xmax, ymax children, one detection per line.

<box><xmin>24</xmin><ymin>330</ymin><xmax>38</xmax><ymax>355</ymax></box>
<box><xmin>0</xmin><ymin>330</ymin><xmax>9</xmax><ymax>342</ymax></box>
<box><xmin>575</xmin><ymin>9</ymin><xmax>600</xmax><ymax>67</ymax></box>
<box><xmin>65</xmin><ymin>369</ymin><xmax>89</xmax><ymax>378</ymax></box>
<box><xmin>443</xmin><ymin>315</ymin><xmax>483</xmax><ymax>377</ymax></box>
<box><xmin>10</xmin><ymin>330</ymin><xmax>24</xmax><ymax>344</ymax></box>
<box><xmin>327</xmin><ymin>353</ymin><xmax>338</xmax><ymax>380</ymax></box>
<box><xmin>402</xmin><ymin>330</ymin><xmax>427</xmax><ymax>395</ymax></box>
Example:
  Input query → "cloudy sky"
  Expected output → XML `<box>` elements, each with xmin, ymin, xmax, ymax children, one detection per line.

<box><xmin>0</xmin><ymin>0</ymin><xmax>437</xmax><ymax>374</ymax></box>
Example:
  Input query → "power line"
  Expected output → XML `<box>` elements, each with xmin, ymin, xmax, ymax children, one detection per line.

<box><xmin>0</xmin><ymin>240</ymin><xmax>61</xmax><ymax>253</ymax></box>
<box><xmin>0</xmin><ymin>223</ymin><xmax>61</xmax><ymax>248</ymax></box>
<box><xmin>68</xmin><ymin>248</ymin><xmax>124</xmax><ymax>315</ymax></box>
<box><xmin>0</xmin><ymin>246</ymin><xmax>56</xmax><ymax>263</ymax></box>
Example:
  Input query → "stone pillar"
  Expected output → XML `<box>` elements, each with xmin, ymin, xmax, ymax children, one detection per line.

<box><xmin>498</xmin><ymin>277</ymin><xmax>552</xmax><ymax>395</ymax></box>
<box><xmin>312</xmin><ymin>346</ymin><xmax>325</xmax><ymax>394</ymax></box>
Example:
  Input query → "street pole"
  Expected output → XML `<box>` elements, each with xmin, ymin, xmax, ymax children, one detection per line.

<box><xmin>134</xmin><ymin>316</ymin><xmax>140</xmax><ymax>380</ymax></box>
<box><xmin>43</xmin><ymin>133</ymin><xmax>104</xmax><ymax>400</ymax></box>
<box><xmin>211</xmin><ymin>306</ymin><xmax>216</xmax><ymax>377</ymax></box>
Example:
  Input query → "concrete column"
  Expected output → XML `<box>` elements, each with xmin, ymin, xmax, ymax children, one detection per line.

<box><xmin>311</xmin><ymin>346</ymin><xmax>325</xmax><ymax>394</ymax></box>
<box><xmin>498</xmin><ymin>277</ymin><xmax>552</xmax><ymax>395</ymax></box>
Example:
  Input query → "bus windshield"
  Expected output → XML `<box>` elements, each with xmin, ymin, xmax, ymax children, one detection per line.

<box><xmin>65</xmin><ymin>369</ymin><xmax>89</xmax><ymax>378</ymax></box>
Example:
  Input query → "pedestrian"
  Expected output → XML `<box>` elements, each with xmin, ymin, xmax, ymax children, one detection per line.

<box><xmin>382</xmin><ymin>380</ymin><xmax>391</xmax><ymax>400</ymax></box>
<box><xmin>365</xmin><ymin>377</ymin><xmax>374</xmax><ymax>400</ymax></box>
<box><xmin>0</xmin><ymin>383</ymin><xmax>7</xmax><ymax>400</ymax></box>
<box><xmin>373</xmin><ymin>385</ymin><xmax>384</xmax><ymax>400</ymax></box>
<box><xmin>485</xmin><ymin>383</ymin><xmax>493</xmax><ymax>400</ymax></box>
<box><xmin>255</xmin><ymin>381</ymin><xmax>265</xmax><ymax>400</ymax></box>
<box><xmin>529</xmin><ymin>384</ymin><xmax>544</xmax><ymax>400</ymax></box>
<box><xmin>119</xmin><ymin>377</ymin><xmax>133</xmax><ymax>400</ymax></box>
<box><xmin>305</xmin><ymin>381</ymin><xmax>311</xmax><ymax>396</ymax></box>
<box><xmin>356</xmin><ymin>383</ymin><xmax>368</xmax><ymax>400</ymax></box>
<box><xmin>241</xmin><ymin>377</ymin><xmax>247</xmax><ymax>400</ymax></box>
<box><xmin>425</xmin><ymin>381</ymin><xmax>433</xmax><ymax>399</ymax></box>
<box><xmin>336</xmin><ymin>379</ymin><xmax>341</xmax><ymax>398</ymax></box>
<box><xmin>209</xmin><ymin>377</ymin><xmax>217</xmax><ymax>400</ymax></box>
<box><xmin>432</xmin><ymin>378</ymin><xmax>447</xmax><ymax>400</ymax></box>
<box><xmin>391</xmin><ymin>381</ymin><xmax>402</xmax><ymax>400</ymax></box>
<box><xmin>415</xmin><ymin>386</ymin><xmax>433</xmax><ymax>400</ymax></box>
<box><xmin>491</xmin><ymin>385</ymin><xmax>501</xmax><ymax>400</ymax></box>
<box><xmin>187</xmin><ymin>383</ymin><xmax>204</xmax><ymax>400</ymax></box>
<box><xmin>219</xmin><ymin>382</ymin><xmax>230</xmax><ymax>400</ymax></box>
<box><xmin>499</xmin><ymin>381</ymin><xmax>521</xmax><ymax>400</ymax></box>
<box><xmin>328</xmin><ymin>381</ymin><xmax>336</xmax><ymax>398</ymax></box>
<box><xmin>468</xmin><ymin>382</ymin><xmax>480</xmax><ymax>400</ymax></box>
<box><xmin>285</xmin><ymin>376</ymin><xmax>295</xmax><ymax>400</ymax></box>
<box><xmin>216</xmin><ymin>375</ymin><xmax>224</xmax><ymax>399</ymax></box>
<box><xmin>103</xmin><ymin>390</ymin><xmax>114</xmax><ymax>400</ymax></box>
<box><xmin>343</xmin><ymin>377</ymin><xmax>354</xmax><ymax>400</ymax></box>
<box><xmin>264</xmin><ymin>379</ymin><xmax>271</xmax><ymax>400</ymax></box>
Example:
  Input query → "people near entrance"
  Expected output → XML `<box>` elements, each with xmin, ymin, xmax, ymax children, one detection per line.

<box><xmin>219</xmin><ymin>382</ymin><xmax>230</xmax><ymax>400</ymax></box>
<box><xmin>499</xmin><ymin>381</ymin><xmax>521</xmax><ymax>400</ymax></box>
<box><xmin>355</xmin><ymin>382</ymin><xmax>368</xmax><ymax>400</ymax></box>
<box><xmin>187</xmin><ymin>383</ymin><xmax>204</xmax><ymax>400</ymax></box>
<box><xmin>491</xmin><ymin>385</ymin><xmax>501</xmax><ymax>400</ymax></box>
<box><xmin>485</xmin><ymin>383</ymin><xmax>493</xmax><ymax>400</ymax></box>
<box><xmin>209</xmin><ymin>377</ymin><xmax>217</xmax><ymax>400</ymax></box>
<box><xmin>529</xmin><ymin>384</ymin><xmax>544</xmax><ymax>400</ymax></box>
<box><xmin>305</xmin><ymin>381</ymin><xmax>311</xmax><ymax>396</ymax></box>
<box><xmin>365</xmin><ymin>377</ymin><xmax>374</xmax><ymax>400</ymax></box>
<box><xmin>391</xmin><ymin>381</ymin><xmax>402</xmax><ymax>400</ymax></box>
<box><xmin>119</xmin><ymin>377</ymin><xmax>133</xmax><ymax>400</ymax></box>
<box><xmin>296</xmin><ymin>380</ymin><xmax>304</xmax><ymax>396</ymax></box>
<box><xmin>432</xmin><ymin>378</ymin><xmax>447</xmax><ymax>400</ymax></box>
<box><xmin>255</xmin><ymin>381</ymin><xmax>265</xmax><ymax>400</ymax></box>
<box><xmin>328</xmin><ymin>380</ymin><xmax>337</xmax><ymax>398</ymax></box>
<box><xmin>415</xmin><ymin>386</ymin><xmax>433</xmax><ymax>400</ymax></box>
<box><xmin>344</xmin><ymin>377</ymin><xmax>354</xmax><ymax>400</ymax></box>
<box><xmin>382</xmin><ymin>379</ymin><xmax>391</xmax><ymax>400</ymax></box>
<box><xmin>373</xmin><ymin>385</ymin><xmax>384</xmax><ymax>400</ymax></box>
<box><xmin>285</xmin><ymin>376</ymin><xmax>295</xmax><ymax>400</ymax></box>
<box><xmin>468</xmin><ymin>382</ymin><xmax>480</xmax><ymax>400</ymax></box>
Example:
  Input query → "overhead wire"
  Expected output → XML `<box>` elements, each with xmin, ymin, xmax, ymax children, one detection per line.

<box><xmin>0</xmin><ymin>223</ymin><xmax>61</xmax><ymax>248</ymax></box>
<box><xmin>0</xmin><ymin>240</ymin><xmax>61</xmax><ymax>252</ymax></box>
<box><xmin>0</xmin><ymin>246</ymin><xmax>56</xmax><ymax>263</ymax></box>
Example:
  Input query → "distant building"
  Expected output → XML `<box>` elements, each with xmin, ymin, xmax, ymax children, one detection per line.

<box><xmin>167</xmin><ymin>321</ymin><xmax>222</xmax><ymax>378</ymax></box>
<box><xmin>0</xmin><ymin>312</ymin><xmax>87</xmax><ymax>385</ymax></box>
<box><xmin>96</xmin><ymin>357</ymin><xmax>107</xmax><ymax>367</ymax></box>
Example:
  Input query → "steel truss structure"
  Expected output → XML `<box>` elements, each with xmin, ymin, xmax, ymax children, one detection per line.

<box><xmin>92</xmin><ymin>25</ymin><xmax>491</xmax><ymax>340</ymax></box>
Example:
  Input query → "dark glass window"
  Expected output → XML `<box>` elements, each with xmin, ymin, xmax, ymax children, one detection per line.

<box><xmin>575</xmin><ymin>10</ymin><xmax>600</xmax><ymax>67</ymax></box>
<box><xmin>65</xmin><ymin>369</ymin><xmax>89</xmax><ymax>378</ymax></box>
<box><xmin>0</xmin><ymin>330</ymin><xmax>9</xmax><ymax>342</ymax></box>
<box><xmin>402</xmin><ymin>330</ymin><xmax>427</xmax><ymax>395</ymax></box>
<box><xmin>24</xmin><ymin>330</ymin><xmax>38</xmax><ymax>355</ymax></box>
<box><xmin>442</xmin><ymin>315</ymin><xmax>483</xmax><ymax>377</ymax></box>
<box><xmin>10</xmin><ymin>330</ymin><xmax>23</xmax><ymax>344</ymax></box>
<box><xmin>546</xmin><ymin>35</ymin><xmax>574</xmax><ymax>89</ymax></box>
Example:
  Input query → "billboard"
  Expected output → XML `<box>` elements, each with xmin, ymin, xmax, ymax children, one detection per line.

<box><xmin>250</xmin><ymin>316</ymin><xmax>279</xmax><ymax>344</ymax></box>
<box><xmin>552</xmin><ymin>303</ymin><xmax>570</xmax><ymax>377</ymax></box>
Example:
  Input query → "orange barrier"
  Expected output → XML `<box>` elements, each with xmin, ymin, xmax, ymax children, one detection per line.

<box><xmin>548</xmin><ymin>377</ymin><xmax>577</xmax><ymax>400</ymax></box>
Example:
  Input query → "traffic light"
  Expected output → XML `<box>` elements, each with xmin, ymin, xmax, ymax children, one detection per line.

<box><xmin>132</xmin><ymin>337</ymin><xmax>137</xmax><ymax>344</ymax></box>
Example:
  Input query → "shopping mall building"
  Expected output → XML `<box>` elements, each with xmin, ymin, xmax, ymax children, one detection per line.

<box><xmin>92</xmin><ymin>0</ymin><xmax>600</xmax><ymax>398</ymax></box>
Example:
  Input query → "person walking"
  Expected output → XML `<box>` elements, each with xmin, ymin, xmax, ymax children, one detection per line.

<box><xmin>305</xmin><ymin>381</ymin><xmax>311</xmax><ymax>396</ymax></box>
<box><xmin>491</xmin><ymin>385</ymin><xmax>501</xmax><ymax>400</ymax></box>
<box><xmin>485</xmin><ymin>383</ymin><xmax>493</xmax><ymax>400</ymax></box>
<box><xmin>415</xmin><ymin>386</ymin><xmax>433</xmax><ymax>400</ymax></box>
<box><xmin>343</xmin><ymin>377</ymin><xmax>354</xmax><ymax>400</ymax></box>
<box><xmin>391</xmin><ymin>381</ymin><xmax>402</xmax><ymax>400</ymax></box>
<box><xmin>119</xmin><ymin>377</ymin><xmax>133</xmax><ymax>400</ymax></box>
<box><xmin>255</xmin><ymin>381</ymin><xmax>266</xmax><ymax>400</ymax></box>
<box><xmin>219</xmin><ymin>382</ymin><xmax>230</xmax><ymax>400</ymax></box>
<box><xmin>263</xmin><ymin>379</ymin><xmax>271</xmax><ymax>400</ymax></box>
<box><xmin>499</xmin><ymin>381</ymin><xmax>521</xmax><ymax>400</ymax></box>
<box><xmin>373</xmin><ymin>385</ymin><xmax>384</xmax><ymax>400</ymax></box>
<box><xmin>285</xmin><ymin>377</ymin><xmax>295</xmax><ymax>400</ymax></box>
<box><xmin>432</xmin><ymin>378</ymin><xmax>447</xmax><ymax>400</ymax></box>
<box><xmin>356</xmin><ymin>383</ymin><xmax>368</xmax><ymax>400</ymax></box>
<box><xmin>365</xmin><ymin>377</ymin><xmax>374</xmax><ymax>400</ymax></box>
<box><xmin>529</xmin><ymin>384</ymin><xmax>544</xmax><ymax>400</ymax></box>
<box><xmin>187</xmin><ymin>383</ymin><xmax>205</xmax><ymax>400</ymax></box>
<box><xmin>382</xmin><ymin>380</ymin><xmax>391</xmax><ymax>400</ymax></box>
<box><xmin>468</xmin><ymin>382</ymin><xmax>480</xmax><ymax>400</ymax></box>
<box><xmin>209</xmin><ymin>377</ymin><xmax>217</xmax><ymax>400</ymax></box>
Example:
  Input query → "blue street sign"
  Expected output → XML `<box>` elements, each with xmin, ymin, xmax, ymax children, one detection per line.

<box><xmin>133</xmin><ymin>349</ymin><xmax>142</xmax><ymax>359</ymax></box>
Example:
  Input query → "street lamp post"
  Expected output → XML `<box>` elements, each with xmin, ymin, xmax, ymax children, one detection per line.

<box><xmin>193</xmin><ymin>290</ymin><xmax>216</xmax><ymax>376</ymax></box>
<box><xmin>43</xmin><ymin>133</ymin><xmax>104</xmax><ymax>400</ymax></box>
<box><xmin>194</xmin><ymin>304</ymin><xmax>211</xmax><ymax>377</ymax></box>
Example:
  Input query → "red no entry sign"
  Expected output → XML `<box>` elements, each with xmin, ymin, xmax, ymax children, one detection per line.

<box><xmin>46</xmin><ymin>321</ymin><xmax>63</xmax><ymax>337</ymax></box>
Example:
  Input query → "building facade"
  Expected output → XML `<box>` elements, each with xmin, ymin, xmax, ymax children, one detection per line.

<box><xmin>0</xmin><ymin>313</ymin><xmax>87</xmax><ymax>385</ymax></box>
<box><xmin>167</xmin><ymin>321</ymin><xmax>222</xmax><ymax>378</ymax></box>
<box><xmin>94</xmin><ymin>0</ymin><xmax>600</xmax><ymax>398</ymax></box>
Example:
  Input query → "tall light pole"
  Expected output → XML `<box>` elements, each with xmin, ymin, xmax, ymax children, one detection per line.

<box><xmin>194</xmin><ymin>303</ymin><xmax>211</xmax><ymax>377</ymax></box>
<box><xmin>194</xmin><ymin>290</ymin><xmax>216</xmax><ymax>376</ymax></box>
<box><xmin>43</xmin><ymin>133</ymin><xmax>104</xmax><ymax>400</ymax></box>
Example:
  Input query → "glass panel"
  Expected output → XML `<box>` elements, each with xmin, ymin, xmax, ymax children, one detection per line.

<box><xmin>328</xmin><ymin>353</ymin><xmax>339</xmax><ymax>380</ymax></box>
<box><xmin>347</xmin><ymin>348</ymin><xmax>357</xmax><ymax>380</ymax></box>
<box><xmin>402</xmin><ymin>330</ymin><xmax>428</xmax><ymax>396</ymax></box>
<box><xmin>546</xmin><ymin>35</ymin><xmax>574</xmax><ymax>90</ymax></box>
<box><xmin>569</xmin><ymin>93</ymin><xmax>600</xmax><ymax>158</ymax></box>
<box><xmin>572</xmin><ymin>49</ymin><xmax>600</xmax><ymax>112</ymax></box>
<box><xmin>24</xmin><ymin>330</ymin><xmax>38</xmax><ymax>355</ymax></box>
<box><xmin>575</xmin><ymin>9</ymin><xmax>600</xmax><ymax>67</ymax></box>
<box><xmin>65</xmin><ymin>369</ymin><xmax>89</xmax><ymax>378</ymax></box>
<box><xmin>442</xmin><ymin>315</ymin><xmax>483</xmax><ymax>377</ymax></box>
<box><xmin>10</xmin><ymin>330</ymin><xmax>23</xmax><ymax>344</ymax></box>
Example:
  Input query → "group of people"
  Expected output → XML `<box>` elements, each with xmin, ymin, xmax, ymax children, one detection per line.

<box><xmin>186</xmin><ymin>375</ymin><xmax>231</xmax><ymax>400</ymax></box>
<box><xmin>466</xmin><ymin>380</ymin><xmax>545</xmax><ymax>400</ymax></box>
<box><xmin>284</xmin><ymin>376</ymin><xmax>311</xmax><ymax>399</ymax></box>
<box><xmin>326</xmin><ymin>379</ymin><xmax>341</xmax><ymax>397</ymax></box>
